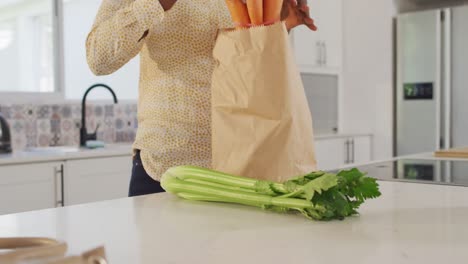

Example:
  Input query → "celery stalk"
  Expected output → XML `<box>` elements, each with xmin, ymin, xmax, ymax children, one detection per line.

<box><xmin>184</xmin><ymin>178</ymin><xmax>257</xmax><ymax>194</ymax></box>
<box><xmin>162</xmin><ymin>175</ymin><xmax>316</xmax><ymax>209</ymax></box>
<box><xmin>165</xmin><ymin>166</ymin><xmax>259</xmax><ymax>189</ymax></box>
<box><xmin>161</xmin><ymin>166</ymin><xmax>381</xmax><ymax>221</ymax></box>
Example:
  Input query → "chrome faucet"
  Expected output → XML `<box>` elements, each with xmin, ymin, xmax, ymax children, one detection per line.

<box><xmin>80</xmin><ymin>84</ymin><xmax>118</xmax><ymax>146</ymax></box>
<box><xmin>0</xmin><ymin>113</ymin><xmax>12</xmax><ymax>154</ymax></box>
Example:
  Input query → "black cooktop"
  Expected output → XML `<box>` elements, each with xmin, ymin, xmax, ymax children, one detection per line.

<box><xmin>348</xmin><ymin>159</ymin><xmax>468</xmax><ymax>187</ymax></box>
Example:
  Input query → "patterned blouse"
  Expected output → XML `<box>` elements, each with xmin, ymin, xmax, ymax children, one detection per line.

<box><xmin>86</xmin><ymin>0</ymin><xmax>233</xmax><ymax>181</ymax></box>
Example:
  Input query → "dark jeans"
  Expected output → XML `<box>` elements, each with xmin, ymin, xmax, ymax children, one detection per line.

<box><xmin>129</xmin><ymin>150</ymin><xmax>165</xmax><ymax>197</ymax></box>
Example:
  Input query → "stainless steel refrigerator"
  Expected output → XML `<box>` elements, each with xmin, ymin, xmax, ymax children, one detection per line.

<box><xmin>396</xmin><ymin>6</ymin><xmax>468</xmax><ymax>156</ymax></box>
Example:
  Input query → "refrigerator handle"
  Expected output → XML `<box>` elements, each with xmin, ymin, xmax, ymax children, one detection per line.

<box><xmin>443</xmin><ymin>8</ymin><xmax>452</xmax><ymax>150</ymax></box>
<box><xmin>435</xmin><ymin>9</ymin><xmax>443</xmax><ymax>150</ymax></box>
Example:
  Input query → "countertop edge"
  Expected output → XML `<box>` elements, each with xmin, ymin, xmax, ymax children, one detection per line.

<box><xmin>315</xmin><ymin>133</ymin><xmax>373</xmax><ymax>140</ymax></box>
<box><xmin>0</xmin><ymin>145</ymin><xmax>133</xmax><ymax>166</ymax></box>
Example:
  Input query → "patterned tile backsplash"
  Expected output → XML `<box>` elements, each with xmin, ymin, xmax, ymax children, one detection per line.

<box><xmin>0</xmin><ymin>103</ymin><xmax>138</xmax><ymax>151</ymax></box>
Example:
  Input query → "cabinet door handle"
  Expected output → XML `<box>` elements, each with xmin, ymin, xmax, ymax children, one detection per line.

<box><xmin>344</xmin><ymin>140</ymin><xmax>349</xmax><ymax>164</ymax></box>
<box><xmin>351</xmin><ymin>139</ymin><xmax>355</xmax><ymax>164</ymax></box>
<box><xmin>316</xmin><ymin>41</ymin><xmax>322</xmax><ymax>66</ymax></box>
<box><xmin>323</xmin><ymin>41</ymin><xmax>327</xmax><ymax>65</ymax></box>
<box><xmin>320</xmin><ymin>41</ymin><xmax>324</xmax><ymax>66</ymax></box>
<box><xmin>54</xmin><ymin>165</ymin><xmax>64</xmax><ymax>207</ymax></box>
<box><xmin>348</xmin><ymin>139</ymin><xmax>352</xmax><ymax>164</ymax></box>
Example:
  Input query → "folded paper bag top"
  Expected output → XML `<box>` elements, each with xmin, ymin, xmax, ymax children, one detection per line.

<box><xmin>211</xmin><ymin>22</ymin><xmax>317</xmax><ymax>183</ymax></box>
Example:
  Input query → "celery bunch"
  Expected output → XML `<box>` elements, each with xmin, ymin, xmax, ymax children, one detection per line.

<box><xmin>161</xmin><ymin>166</ymin><xmax>381</xmax><ymax>221</ymax></box>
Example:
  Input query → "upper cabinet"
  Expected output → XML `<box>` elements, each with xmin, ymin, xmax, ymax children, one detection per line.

<box><xmin>292</xmin><ymin>0</ymin><xmax>343</xmax><ymax>74</ymax></box>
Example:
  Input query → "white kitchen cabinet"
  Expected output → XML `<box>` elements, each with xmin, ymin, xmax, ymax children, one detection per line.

<box><xmin>351</xmin><ymin>136</ymin><xmax>372</xmax><ymax>165</ymax></box>
<box><xmin>0</xmin><ymin>162</ymin><xmax>63</xmax><ymax>215</ymax></box>
<box><xmin>64</xmin><ymin>156</ymin><xmax>132</xmax><ymax>206</ymax></box>
<box><xmin>315</xmin><ymin>137</ymin><xmax>347</xmax><ymax>171</ymax></box>
<box><xmin>315</xmin><ymin>135</ymin><xmax>372</xmax><ymax>171</ymax></box>
<box><xmin>292</xmin><ymin>0</ymin><xmax>342</xmax><ymax>73</ymax></box>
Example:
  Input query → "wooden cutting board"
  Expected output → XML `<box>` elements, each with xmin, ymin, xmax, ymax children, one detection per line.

<box><xmin>434</xmin><ymin>147</ymin><xmax>468</xmax><ymax>158</ymax></box>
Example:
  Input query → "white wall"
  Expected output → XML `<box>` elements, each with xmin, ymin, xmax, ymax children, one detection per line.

<box><xmin>341</xmin><ymin>0</ymin><xmax>396</xmax><ymax>160</ymax></box>
<box><xmin>63</xmin><ymin>0</ymin><xmax>140</xmax><ymax>100</ymax></box>
<box><xmin>0</xmin><ymin>21</ymin><xmax>18</xmax><ymax>91</ymax></box>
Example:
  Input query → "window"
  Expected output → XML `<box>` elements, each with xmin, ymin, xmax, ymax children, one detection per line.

<box><xmin>63</xmin><ymin>0</ymin><xmax>139</xmax><ymax>100</ymax></box>
<box><xmin>0</xmin><ymin>0</ymin><xmax>140</xmax><ymax>101</ymax></box>
<box><xmin>0</xmin><ymin>0</ymin><xmax>56</xmax><ymax>94</ymax></box>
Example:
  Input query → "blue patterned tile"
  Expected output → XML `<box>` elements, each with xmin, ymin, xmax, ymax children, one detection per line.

<box><xmin>73</xmin><ymin>119</ymin><xmax>81</xmax><ymax>129</ymax></box>
<box><xmin>5</xmin><ymin>102</ymin><xmax>138</xmax><ymax>151</ymax></box>
<box><xmin>51</xmin><ymin>105</ymin><xmax>60</xmax><ymax>114</ymax></box>
<box><xmin>38</xmin><ymin>134</ymin><xmax>50</xmax><ymax>147</ymax></box>
<box><xmin>12</xmin><ymin>120</ymin><xmax>24</xmax><ymax>133</ymax></box>
<box><xmin>38</xmin><ymin>119</ymin><xmax>50</xmax><ymax>133</ymax></box>
<box><xmin>94</xmin><ymin>105</ymin><xmax>103</xmax><ymax>117</ymax></box>
<box><xmin>124</xmin><ymin>105</ymin><xmax>133</xmax><ymax>116</ymax></box>
<box><xmin>62</xmin><ymin>134</ymin><xmax>75</xmax><ymax>146</ymax></box>
<box><xmin>36</xmin><ymin>105</ymin><xmax>51</xmax><ymax>119</ymax></box>
<box><xmin>12</xmin><ymin>105</ymin><xmax>26</xmax><ymax>119</ymax></box>
<box><xmin>12</xmin><ymin>134</ymin><xmax>26</xmax><ymax>150</ymax></box>
<box><xmin>61</xmin><ymin>105</ymin><xmax>72</xmax><ymax>118</ymax></box>
<box><xmin>104</xmin><ymin>117</ymin><xmax>113</xmax><ymax>128</ymax></box>
<box><xmin>115</xmin><ymin>105</ymin><xmax>124</xmax><ymax>117</ymax></box>
<box><xmin>25</xmin><ymin>106</ymin><xmax>34</xmax><ymax>118</ymax></box>
<box><xmin>104</xmin><ymin>105</ymin><xmax>114</xmax><ymax>117</ymax></box>
<box><xmin>115</xmin><ymin>118</ymin><xmax>124</xmax><ymax>130</ymax></box>
<box><xmin>26</xmin><ymin>135</ymin><xmax>37</xmax><ymax>148</ymax></box>
<box><xmin>0</xmin><ymin>105</ymin><xmax>12</xmax><ymax>118</ymax></box>
<box><xmin>116</xmin><ymin>131</ymin><xmax>124</xmax><ymax>142</ymax></box>
<box><xmin>102</xmin><ymin>128</ymin><xmax>115</xmax><ymax>142</ymax></box>
<box><xmin>96</xmin><ymin>131</ymin><xmax>104</xmax><ymax>140</ymax></box>
<box><xmin>50</xmin><ymin>118</ymin><xmax>61</xmax><ymax>133</ymax></box>
<box><xmin>72</xmin><ymin>105</ymin><xmax>81</xmax><ymax>119</ymax></box>
<box><xmin>128</xmin><ymin>131</ymin><xmax>136</xmax><ymax>141</ymax></box>
<box><xmin>50</xmin><ymin>133</ymin><xmax>61</xmax><ymax>146</ymax></box>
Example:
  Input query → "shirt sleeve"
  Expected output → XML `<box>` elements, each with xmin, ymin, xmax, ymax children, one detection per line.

<box><xmin>86</xmin><ymin>0</ymin><xmax>165</xmax><ymax>75</ymax></box>
<box><xmin>214</xmin><ymin>0</ymin><xmax>234</xmax><ymax>29</ymax></box>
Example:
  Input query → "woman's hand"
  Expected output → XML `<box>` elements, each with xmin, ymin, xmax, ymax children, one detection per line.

<box><xmin>281</xmin><ymin>0</ymin><xmax>317</xmax><ymax>31</ymax></box>
<box><xmin>159</xmin><ymin>0</ymin><xmax>177</xmax><ymax>11</ymax></box>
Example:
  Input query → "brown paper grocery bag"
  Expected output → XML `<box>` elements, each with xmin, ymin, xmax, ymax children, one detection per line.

<box><xmin>211</xmin><ymin>22</ymin><xmax>317</xmax><ymax>182</ymax></box>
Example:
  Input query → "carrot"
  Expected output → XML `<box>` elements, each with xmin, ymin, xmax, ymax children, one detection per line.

<box><xmin>263</xmin><ymin>0</ymin><xmax>283</xmax><ymax>24</ymax></box>
<box><xmin>246</xmin><ymin>0</ymin><xmax>263</xmax><ymax>26</ymax></box>
<box><xmin>225</xmin><ymin>0</ymin><xmax>251</xmax><ymax>28</ymax></box>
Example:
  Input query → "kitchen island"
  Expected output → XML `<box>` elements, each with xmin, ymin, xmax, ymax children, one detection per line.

<box><xmin>1</xmin><ymin>156</ymin><xmax>467</xmax><ymax>264</ymax></box>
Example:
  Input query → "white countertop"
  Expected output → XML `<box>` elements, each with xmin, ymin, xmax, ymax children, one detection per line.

<box><xmin>0</xmin><ymin>180</ymin><xmax>466</xmax><ymax>264</ymax></box>
<box><xmin>315</xmin><ymin>132</ymin><xmax>373</xmax><ymax>140</ymax></box>
<box><xmin>0</xmin><ymin>144</ymin><xmax>133</xmax><ymax>166</ymax></box>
